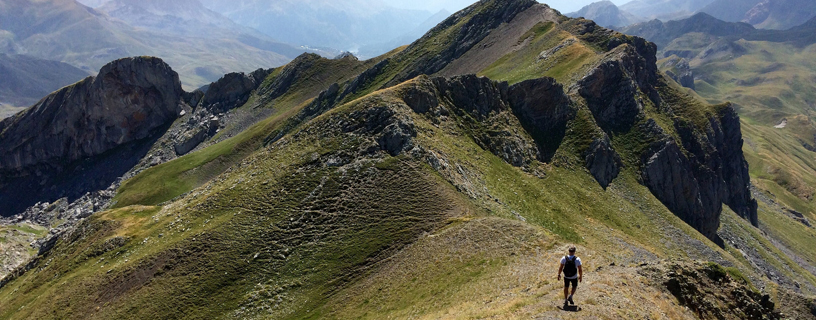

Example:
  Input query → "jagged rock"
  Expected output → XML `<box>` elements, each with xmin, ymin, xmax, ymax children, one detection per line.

<box><xmin>649</xmin><ymin>262</ymin><xmax>782</xmax><ymax>320</ymax></box>
<box><xmin>507</xmin><ymin>77</ymin><xmax>574</xmax><ymax>159</ymax></box>
<box><xmin>0</xmin><ymin>56</ymin><xmax>182</xmax><ymax>172</ymax></box>
<box><xmin>431</xmin><ymin>75</ymin><xmax>509</xmax><ymax>120</ymax></box>
<box><xmin>200</xmin><ymin>68</ymin><xmax>272</xmax><ymax>112</ymax></box>
<box><xmin>578</xmin><ymin>57</ymin><xmax>644</xmax><ymax>132</ymax></box>
<box><xmin>378</xmin><ymin>116</ymin><xmax>417</xmax><ymax>156</ymax></box>
<box><xmin>715</xmin><ymin>106</ymin><xmax>758</xmax><ymax>226</ymax></box>
<box><xmin>174</xmin><ymin>128</ymin><xmax>209</xmax><ymax>156</ymax></box>
<box><xmin>585</xmin><ymin>135</ymin><xmax>623</xmax><ymax>189</ymax></box>
<box><xmin>642</xmin><ymin>139</ymin><xmax>716</xmax><ymax>238</ymax></box>
<box><xmin>0</xmin><ymin>57</ymin><xmax>183</xmax><ymax>217</ymax></box>
<box><xmin>787</xmin><ymin>209</ymin><xmax>812</xmax><ymax>227</ymax></box>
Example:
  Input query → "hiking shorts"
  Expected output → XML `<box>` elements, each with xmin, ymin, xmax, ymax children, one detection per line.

<box><xmin>564</xmin><ymin>277</ymin><xmax>578</xmax><ymax>288</ymax></box>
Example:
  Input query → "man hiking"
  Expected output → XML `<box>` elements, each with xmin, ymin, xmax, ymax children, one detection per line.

<box><xmin>557</xmin><ymin>246</ymin><xmax>583</xmax><ymax>307</ymax></box>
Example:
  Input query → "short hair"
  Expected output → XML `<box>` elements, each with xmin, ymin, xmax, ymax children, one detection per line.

<box><xmin>568</xmin><ymin>246</ymin><xmax>576</xmax><ymax>252</ymax></box>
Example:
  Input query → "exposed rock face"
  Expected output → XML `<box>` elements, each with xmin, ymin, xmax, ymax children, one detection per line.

<box><xmin>642</xmin><ymin>137</ymin><xmax>715</xmax><ymax>237</ymax></box>
<box><xmin>0</xmin><ymin>57</ymin><xmax>182</xmax><ymax>172</ymax></box>
<box><xmin>0</xmin><ymin>57</ymin><xmax>183</xmax><ymax>217</ymax></box>
<box><xmin>573</xmin><ymin>35</ymin><xmax>756</xmax><ymax>241</ymax></box>
<box><xmin>200</xmin><ymin>68</ymin><xmax>272</xmax><ymax>112</ymax></box>
<box><xmin>711</xmin><ymin>106</ymin><xmax>758</xmax><ymax>226</ymax></box>
<box><xmin>585</xmin><ymin>135</ymin><xmax>623</xmax><ymax>189</ymax></box>
<box><xmin>578</xmin><ymin>44</ymin><xmax>658</xmax><ymax>132</ymax></box>
<box><xmin>642</xmin><ymin>261</ymin><xmax>781</xmax><ymax>320</ymax></box>
<box><xmin>640</xmin><ymin>104</ymin><xmax>759</xmax><ymax>241</ymax></box>
<box><xmin>507</xmin><ymin>77</ymin><xmax>574</xmax><ymax>160</ymax></box>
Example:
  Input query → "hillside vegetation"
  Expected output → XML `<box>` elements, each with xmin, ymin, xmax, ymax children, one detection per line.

<box><xmin>1</xmin><ymin>0</ymin><xmax>814</xmax><ymax>319</ymax></box>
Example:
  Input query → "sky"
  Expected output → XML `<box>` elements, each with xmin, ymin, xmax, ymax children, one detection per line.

<box><xmin>384</xmin><ymin>0</ymin><xmax>630</xmax><ymax>15</ymax></box>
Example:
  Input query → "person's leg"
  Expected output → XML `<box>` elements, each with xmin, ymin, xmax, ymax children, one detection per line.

<box><xmin>570</xmin><ymin>279</ymin><xmax>578</xmax><ymax>296</ymax></box>
<box><xmin>563</xmin><ymin>278</ymin><xmax>569</xmax><ymax>301</ymax></box>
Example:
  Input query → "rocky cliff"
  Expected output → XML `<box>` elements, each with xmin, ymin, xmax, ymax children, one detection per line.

<box><xmin>0</xmin><ymin>57</ymin><xmax>184</xmax><ymax>217</ymax></box>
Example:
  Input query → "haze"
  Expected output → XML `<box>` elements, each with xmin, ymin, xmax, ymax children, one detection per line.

<box><xmin>385</xmin><ymin>0</ymin><xmax>630</xmax><ymax>14</ymax></box>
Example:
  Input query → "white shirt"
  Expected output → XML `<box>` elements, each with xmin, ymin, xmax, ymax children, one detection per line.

<box><xmin>560</xmin><ymin>255</ymin><xmax>582</xmax><ymax>279</ymax></box>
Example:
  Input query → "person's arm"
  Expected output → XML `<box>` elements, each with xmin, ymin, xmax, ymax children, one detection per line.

<box><xmin>578</xmin><ymin>265</ymin><xmax>583</xmax><ymax>282</ymax></box>
<box><xmin>557</xmin><ymin>262</ymin><xmax>564</xmax><ymax>280</ymax></box>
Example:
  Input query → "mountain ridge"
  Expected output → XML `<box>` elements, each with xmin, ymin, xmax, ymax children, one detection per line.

<box><xmin>0</xmin><ymin>0</ymin><xmax>812</xmax><ymax>318</ymax></box>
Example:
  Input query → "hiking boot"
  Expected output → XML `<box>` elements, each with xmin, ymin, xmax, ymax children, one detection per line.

<box><xmin>568</xmin><ymin>296</ymin><xmax>575</xmax><ymax>305</ymax></box>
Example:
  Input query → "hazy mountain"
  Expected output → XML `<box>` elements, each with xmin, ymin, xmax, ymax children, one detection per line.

<box><xmin>567</xmin><ymin>1</ymin><xmax>643</xmax><ymax>28</ymax></box>
<box><xmin>0</xmin><ymin>54</ymin><xmax>90</xmax><ymax>109</ymax></box>
<box><xmin>620</xmin><ymin>12</ymin><xmax>755</xmax><ymax>49</ymax></box>
<box><xmin>619</xmin><ymin>0</ymin><xmax>714</xmax><ymax>20</ymax></box>
<box><xmin>357</xmin><ymin>9</ymin><xmax>451</xmax><ymax>58</ymax></box>
<box><xmin>701</xmin><ymin>0</ymin><xmax>816</xmax><ymax>29</ymax></box>
<box><xmin>197</xmin><ymin>0</ymin><xmax>436</xmax><ymax>54</ymax></box>
<box><xmin>0</xmin><ymin>0</ymin><xmax>299</xmax><ymax>89</ymax></box>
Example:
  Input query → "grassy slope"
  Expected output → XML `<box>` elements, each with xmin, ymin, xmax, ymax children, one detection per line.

<box><xmin>0</xmin><ymin>75</ymin><xmax>783</xmax><ymax>319</ymax></box>
<box><xmin>112</xmin><ymin>55</ymin><xmax>384</xmax><ymax>208</ymax></box>
<box><xmin>2</xmin><ymin>3</ymin><xmax>814</xmax><ymax>319</ymax></box>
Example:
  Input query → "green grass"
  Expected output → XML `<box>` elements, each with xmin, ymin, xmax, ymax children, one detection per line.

<box><xmin>3</xmin><ymin>8</ymin><xmax>807</xmax><ymax>319</ymax></box>
<box><xmin>480</xmin><ymin>23</ymin><xmax>601</xmax><ymax>85</ymax></box>
<box><xmin>112</xmin><ymin>105</ymin><xmax>299</xmax><ymax>208</ymax></box>
<box><xmin>112</xmin><ymin>54</ymin><xmax>380</xmax><ymax>208</ymax></box>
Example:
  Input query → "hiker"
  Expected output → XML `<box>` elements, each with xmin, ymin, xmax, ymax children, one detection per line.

<box><xmin>557</xmin><ymin>246</ymin><xmax>583</xmax><ymax>306</ymax></box>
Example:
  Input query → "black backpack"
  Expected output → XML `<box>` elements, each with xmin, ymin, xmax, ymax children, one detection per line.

<box><xmin>563</xmin><ymin>256</ymin><xmax>577</xmax><ymax>277</ymax></box>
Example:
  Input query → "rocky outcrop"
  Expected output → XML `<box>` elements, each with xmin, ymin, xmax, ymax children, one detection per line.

<box><xmin>507</xmin><ymin>77</ymin><xmax>574</xmax><ymax>160</ymax></box>
<box><xmin>642</xmin><ymin>136</ymin><xmax>716</xmax><ymax>238</ymax></box>
<box><xmin>709</xmin><ymin>106</ymin><xmax>758</xmax><ymax>226</ymax></box>
<box><xmin>642</xmin><ymin>261</ymin><xmax>781</xmax><ymax>320</ymax></box>
<box><xmin>0</xmin><ymin>57</ymin><xmax>182</xmax><ymax>172</ymax></box>
<box><xmin>577</xmin><ymin>44</ymin><xmax>658</xmax><ymax>132</ymax></box>
<box><xmin>0</xmin><ymin>57</ymin><xmax>184</xmax><ymax>217</ymax></box>
<box><xmin>640</xmin><ymin>104</ymin><xmax>758</xmax><ymax>241</ymax></box>
<box><xmin>585</xmin><ymin>135</ymin><xmax>623</xmax><ymax>189</ymax></box>
<box><xmin>200</xmin><ymin>68</ymin><xmax>272</xmax><ymax>112</ymax></box>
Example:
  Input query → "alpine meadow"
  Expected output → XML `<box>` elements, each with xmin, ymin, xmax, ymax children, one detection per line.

<box><xmin>0</xmin><ymin>0</ymin><xmax>815</xmax><ymax>319</ymax></box>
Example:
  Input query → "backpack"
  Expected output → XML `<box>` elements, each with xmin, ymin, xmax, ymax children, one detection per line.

<box><xmin>563</xmin><ymin>256</ymin><xmax>577</xmax><ymax>278</ymax></box>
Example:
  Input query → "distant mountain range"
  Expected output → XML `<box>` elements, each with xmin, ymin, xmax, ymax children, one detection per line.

<box><xmin>701</xmin><ymin>0</ymin><xmax>816</xmax><ymax>30</ymax></box>
<box><xmin>195</xmin><ymin>0</ymin><xmax>440</xmax><ymax>56</ymax></box>
<box><xmin>567</xmin><ymin>0</ymin><xmax>643</xmax><ymax>28</ymax></box>
<box><xmin>571</xmin><ymin>0</ymin><xmax>816</xmax><ymax>30</ymax></box>
<box><xmin>0</xmin><ymin>0</ymin><xmax>302</xmax><ymax>94</ymax></box>
<box><xmin>0</xmin><ymin>54</ymin><xmax>90</xmax><ymax>108</ymax></box>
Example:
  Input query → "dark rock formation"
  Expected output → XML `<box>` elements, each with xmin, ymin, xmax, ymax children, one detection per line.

<box><xmin>431</xmin><ymin>75</ymin><xmax>509</xmax><ymax>120</ymax></box>
<box><xmin>200</xmin><ymin>68</ymin><xmax>272</xmax><ymax>112</ymax></box>
<box><xmin>0</xmin><ymin>57</ymin><xmax>184</xmax><ymax>217</ymax></box>
<box><xmin>508</xmin><ymin>77</ymin><xmax>574</xmax><ymax>160</ymax></box>
<box><xmin>714</xmin><ymin>106</ymin><xmax>758</xmax><ymax>226</ymax></box>
<box><xmin>578</xmin><ymin>44</ymin><xmax>659</xmax><ymax>132</ymax></box>
<box><xmin>0</xmin><ymin>57</ymin><xmax>182</xmax><ymax>171</ymax></box>
<box><xmin>585</xmin><ymin>135</ymin><xmax>623</xmax><ymax>189</ymax></box>
<box><xmin>645</xmin><ymin>262</ymin><xmax>782</xmax><ymax>320</ymax></box>
<box><xmin>640</xmin><ymin>104</ymin><xmax>758</xmax><ymax>241</ymax></box>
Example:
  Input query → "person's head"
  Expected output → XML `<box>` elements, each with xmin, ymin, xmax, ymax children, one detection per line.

<box><xmin>568</xmin><ymin>246</ymin><xmax>576</xmax><ymax>255</ymax></box>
